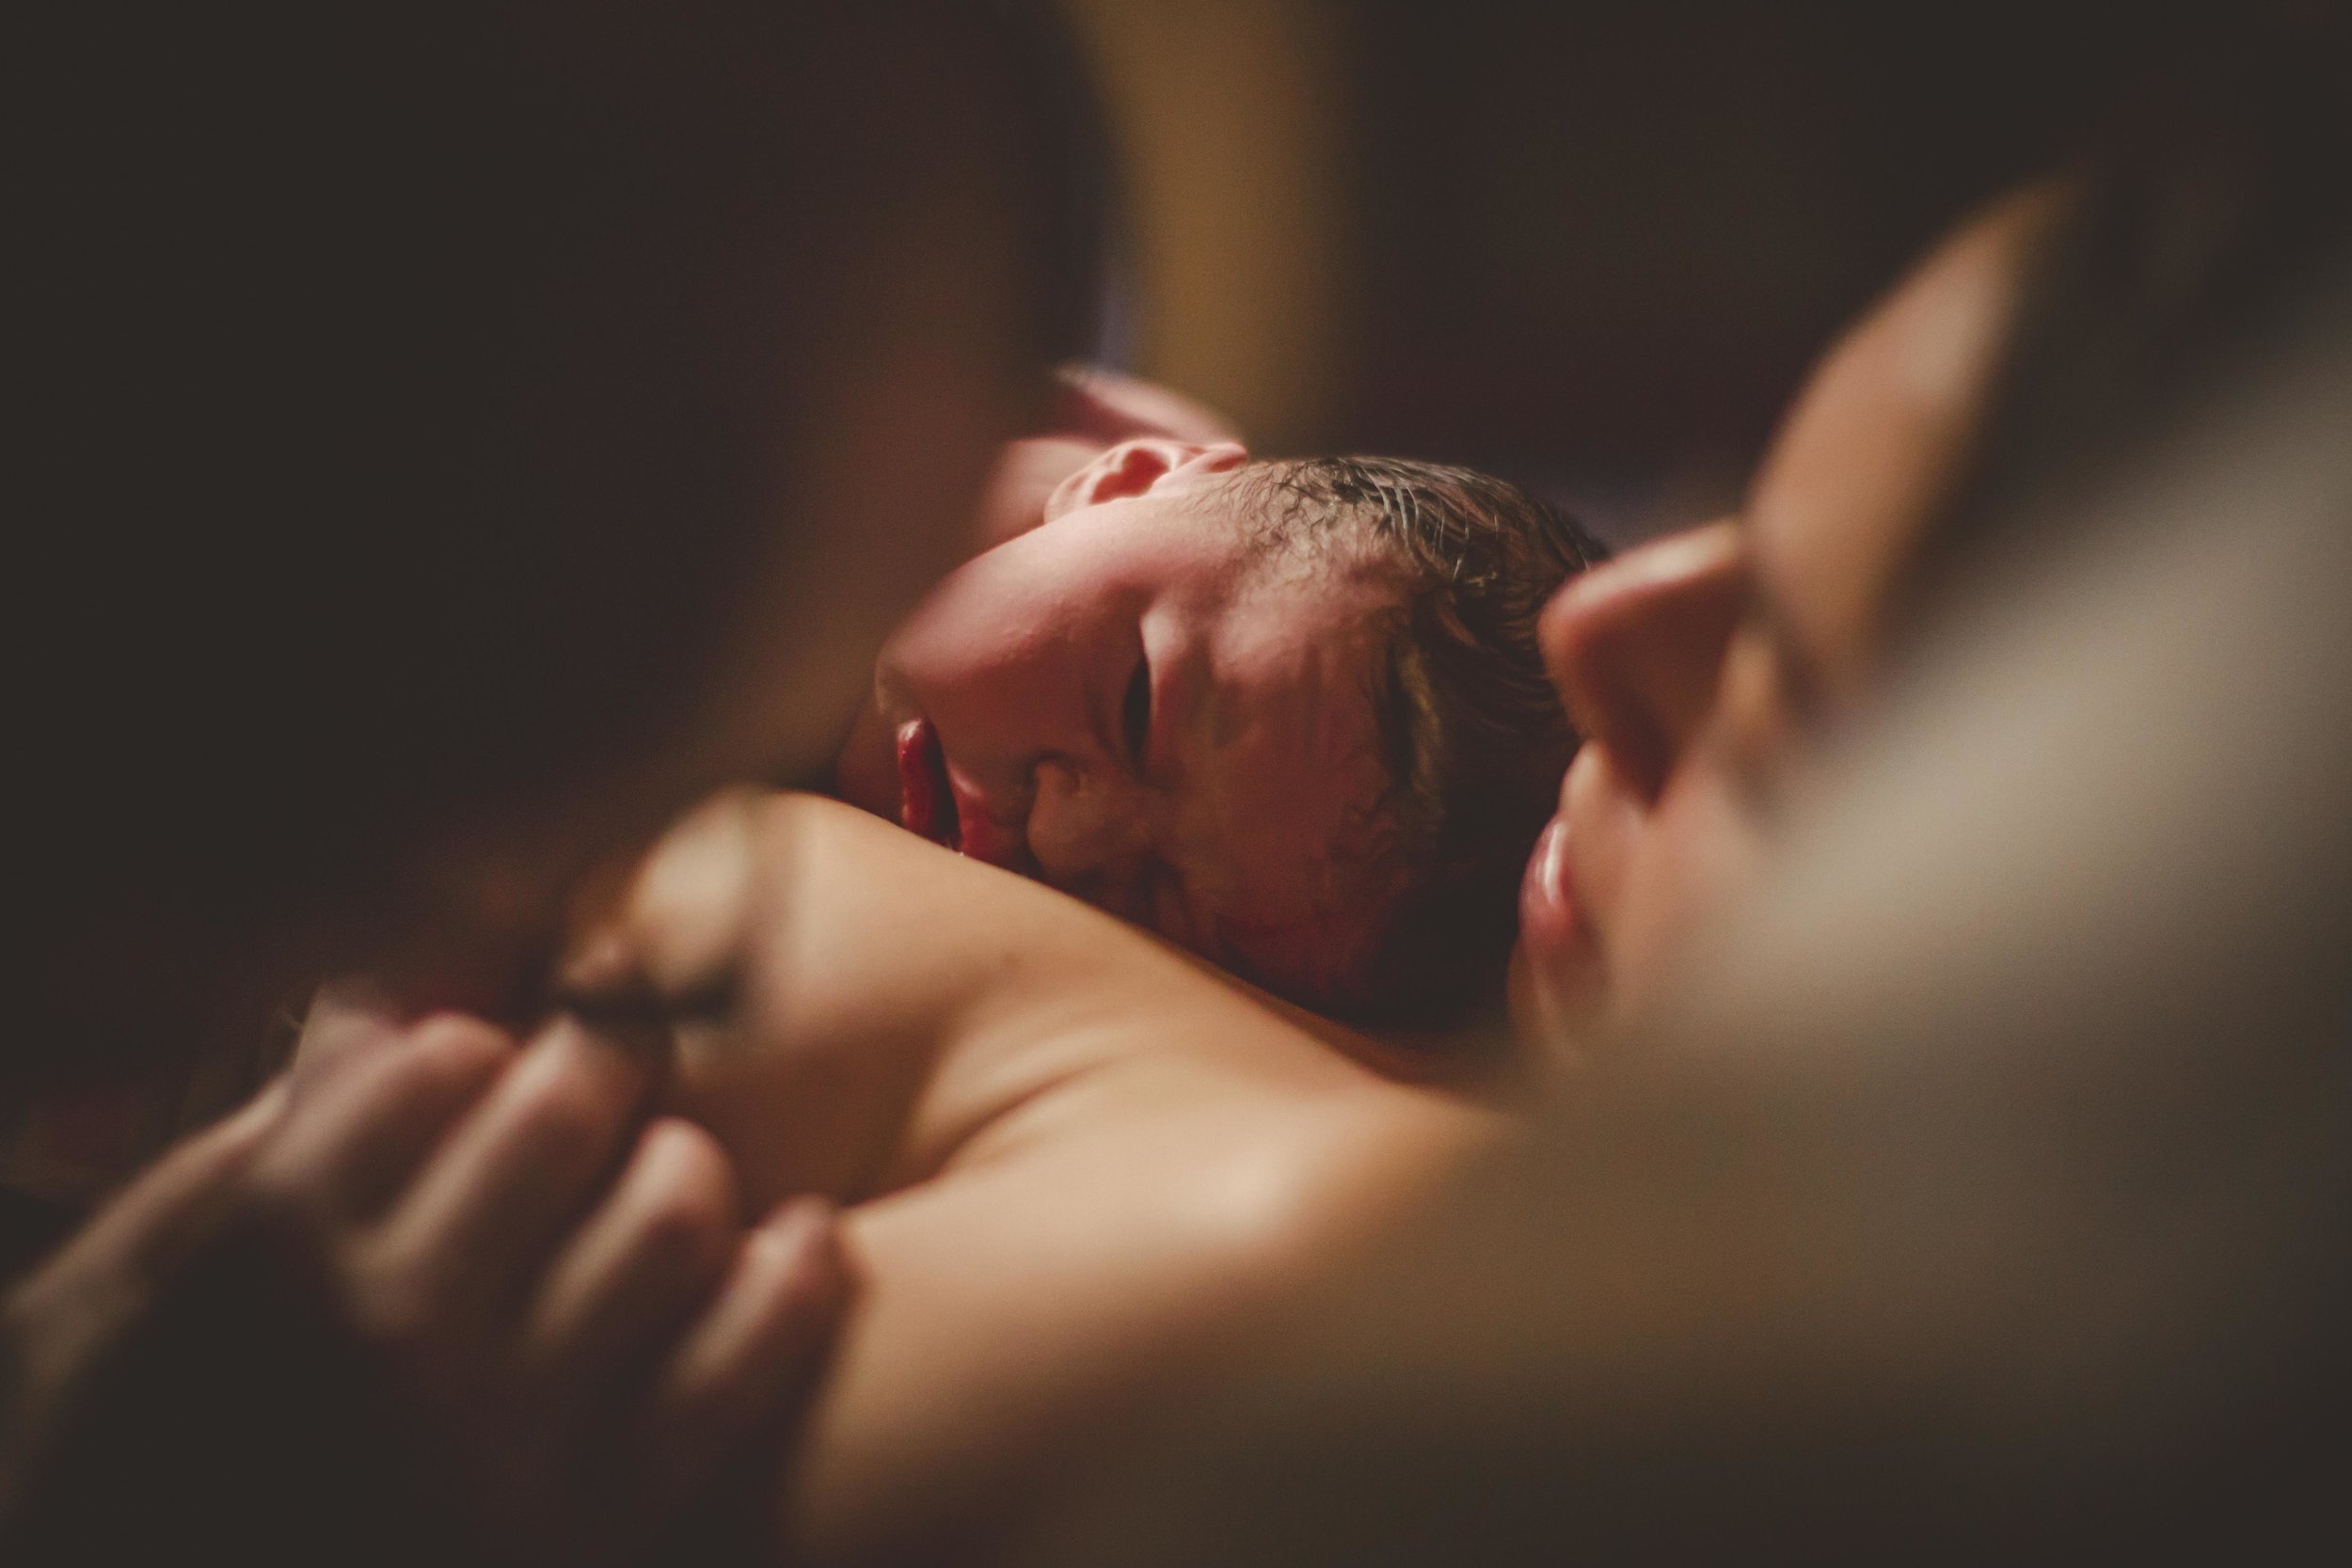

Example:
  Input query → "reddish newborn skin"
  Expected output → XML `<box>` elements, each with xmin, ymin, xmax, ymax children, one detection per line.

<box><xmin>834</xmin><ymin>437</ymin><xmax>1407</xmax><ymax>1005</ymax></box>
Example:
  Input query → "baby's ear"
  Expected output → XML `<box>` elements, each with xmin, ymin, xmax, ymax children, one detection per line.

<box><xmin>1042</xmin><ymin>437</ymin><xmax>1248</xmax><ymax>521</ymax></box>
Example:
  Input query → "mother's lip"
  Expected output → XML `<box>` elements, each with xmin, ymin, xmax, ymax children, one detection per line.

<box><xmin>1518</xmin><ymin>816</ymin><xmax>1596</xmax><ymax>980</ymax></box>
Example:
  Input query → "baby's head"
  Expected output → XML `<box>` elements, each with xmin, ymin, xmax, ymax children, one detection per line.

<box><xmin>834</xmin><ymin>437</ymin><xmax>1605</xmax><ymax>1021</ymax></box>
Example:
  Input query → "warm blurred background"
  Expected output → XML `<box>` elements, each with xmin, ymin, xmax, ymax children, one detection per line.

<box><xmin>1059</xmin><ymin>0</ymin><xmax>2225</xmax><ymax>539</ymax></box>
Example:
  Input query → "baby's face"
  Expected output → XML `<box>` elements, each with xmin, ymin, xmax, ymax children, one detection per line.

<box><xmin>834</xmin><ymin>439</ymin><xmax>1406</xmax><ymax>1005</ymax></box>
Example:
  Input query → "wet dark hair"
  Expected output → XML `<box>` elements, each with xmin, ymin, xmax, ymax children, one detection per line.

<box><xmin>14</xmin><ymin>0</ymin><xmax>1106</xmax><ymax>1088</ymax></box>
<box><xmin>1245</xmin><ymin>457</ymin><xmax>1609</xmax><ymax>1024</ymax></box>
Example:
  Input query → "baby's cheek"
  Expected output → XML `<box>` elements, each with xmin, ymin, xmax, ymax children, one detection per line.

<box><xmin>1141</xmin><ymin>870</ymin><xmax>1200</xmax><ymax>953</ymax></box>
<box><xmin>1212</xmin><ymin>900</ymin><xmax>1378</xmax><ymax>1009</ymax></box>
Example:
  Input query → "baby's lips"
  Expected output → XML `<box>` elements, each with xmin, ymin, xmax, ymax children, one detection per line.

<box><xmin>896</xmin><ymin>719</ymin><xmax>951</xmax><ymax>844</ymax></box>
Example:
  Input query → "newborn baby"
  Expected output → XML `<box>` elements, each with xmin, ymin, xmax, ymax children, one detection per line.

<box><xmin>833</xmin><ymin>429</ymin><xmax>1605</xmax><ymax>1022</ymax></box>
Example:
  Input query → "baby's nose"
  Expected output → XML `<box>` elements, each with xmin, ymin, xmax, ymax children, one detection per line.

<box><xmin>1025</xmin><ymin>757</ymin><xmax>1152</xmax><ymax>908</ymax></box>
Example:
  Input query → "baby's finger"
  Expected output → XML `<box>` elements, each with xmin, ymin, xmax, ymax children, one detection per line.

<box><xmin>9</xmin><ymin>1078</ymin><xmax>291</xmax><ymax>1314</ymax></box>
<box><xmin>251</xmin><ymin>1014</ymin><xmax>513</xmax><ymax>1223</ymax></box>
<box><xmin>518</xmin><ymin>1117</ymin><xmax>738</xmax><ymax>1400</ymax></box>
<box><xmin>637</xmin><ymin>1197</ymin><xmax>850</xmax><ymax>1511</ymax></box>
<box><xmin>370</xmin><ymin>1018</ymin><xmax>654</xmax><ymax>1322</ymax></box>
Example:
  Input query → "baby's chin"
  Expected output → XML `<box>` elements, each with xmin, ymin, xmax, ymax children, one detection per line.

<box><xmin>829</xmin><ymin>698</ymin><xmax>901</xmax><ymax>822</ymax></box>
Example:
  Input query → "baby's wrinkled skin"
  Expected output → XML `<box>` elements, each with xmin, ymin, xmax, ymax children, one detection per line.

<box><xmin>833</xmin><ymin>436</ymin><xmax>1408</xmax><ymax>1007</ymax></box>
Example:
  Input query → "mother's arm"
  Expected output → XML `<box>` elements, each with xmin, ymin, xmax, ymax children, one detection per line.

<box><xmin>577</xmin><ymin>793</ymin><xmax>1493</xmax><ymax>1563</ymax></box>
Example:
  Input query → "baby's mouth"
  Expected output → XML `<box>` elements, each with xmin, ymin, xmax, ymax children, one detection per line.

<box><xmin>897</xmin><ymin>718</ymin><xmax>961</xmax><ymax>850</ymax></box>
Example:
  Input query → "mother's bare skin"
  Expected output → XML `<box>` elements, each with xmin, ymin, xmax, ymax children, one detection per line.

<box><xmin>570</xmin><ymin>792</ymin><xmax>1497</xmax><ymax>1563</ymax></box>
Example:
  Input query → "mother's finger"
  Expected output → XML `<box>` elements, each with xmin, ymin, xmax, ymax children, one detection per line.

<box><xmin>370</xmin><ymin>1018</ymin><xmax>654</xmax><ymax>1322</ymax></box>
<box><xmin>637</xmin><ymin>1197</ymin><xmax>850</xmax><ymax>1512</ymax></box>
<box><xmin>1</xmin><ymin>1079</ymin><xmax>293</xmax><ymax>1442</ymax></box>
<box><xmin>287</xmin><ymin>976</ymin><xmax>403</xmax><ymax>1095</ymax></box>
<box><xmin>518</xmin><ymin>1117</ymin><xmax>738</xmax><ymax>1400</ymax></box>
<box><xmin>249</xmin><ymin>1013</ymin><xmax>514</xmax><ymax>1224</ymax></box>
<box><xmin>8</xmin><ymin>1078</ymin><xmax>290</xmax><ymax>1313</ymax></box>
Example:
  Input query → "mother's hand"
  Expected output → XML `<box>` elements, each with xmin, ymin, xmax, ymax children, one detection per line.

<box><xmin>3</xmin><ymin>997</ymin><xmax>850</xmax><ymax>1565</ymax></box>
